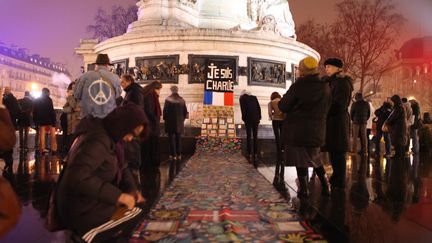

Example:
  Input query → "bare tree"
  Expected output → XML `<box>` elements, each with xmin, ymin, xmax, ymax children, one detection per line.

<box><xmin>297</xmin><ymin>0</ymin><xmax>405</xmax><ymax>94</ymax></box>
<box><xmin>87</xmin><ymin>5</ymin><xmax>138</xmax><ymax>40</ymax></box>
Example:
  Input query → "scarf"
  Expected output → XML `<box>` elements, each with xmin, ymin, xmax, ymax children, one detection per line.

<box><xmin>152</xmin><ymin>91</ymin><xmax>162</xmax><ymax>117</ymax></box>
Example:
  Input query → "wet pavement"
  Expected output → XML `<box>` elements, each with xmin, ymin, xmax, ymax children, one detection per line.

<box><xmin>1</xmin><ymin>135</ymin><xmax>432</xmax><ymax>242</ymax></box>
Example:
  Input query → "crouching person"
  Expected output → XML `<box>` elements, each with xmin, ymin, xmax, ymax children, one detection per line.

<box><xmin>278</xmin><ymin>57</ymin><xmax>332</xmax><ymax>198</ymax></box>
<box><xmin>56</xmin><ymin>104</ymin><xmax>147</xmax><ymax>242</ymax></box>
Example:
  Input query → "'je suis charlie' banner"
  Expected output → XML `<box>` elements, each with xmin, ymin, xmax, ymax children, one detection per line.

<box><xmin>203</xmin><ymin>59</ymin><xmax>236</xmax><ymax>106</ymax></box>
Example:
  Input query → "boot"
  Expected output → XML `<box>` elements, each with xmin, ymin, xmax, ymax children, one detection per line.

<box><xmin>297</xmin><ymin>176</ymin><xmax>309</xmax><ymax>198</ymax></box>
<box><xmin>317</xmin><ymin>173</ymin><xmax>331</xmax><ymax>196</ymax></box>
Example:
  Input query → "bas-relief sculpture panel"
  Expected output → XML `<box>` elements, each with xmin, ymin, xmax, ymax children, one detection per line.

<box><xmin>248</xmin><ymin>57</ymin><xmax>286</xmax><ymax>88</ymax></box>
<box><xmin>135</xmin><ymin>55</ymin><xmax>180</xmax><ymax>83</ymax></box>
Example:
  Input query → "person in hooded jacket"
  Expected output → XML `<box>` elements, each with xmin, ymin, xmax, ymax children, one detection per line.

<box><xmin>383</xmin><ymin>95</ymin><xmax>407</xmax><ymax>158</ymax></box>
<box><xmin>163</xmin><ymin>85</ymin><xmax>189</xmax><ymax>160</ymax></box>
<box><xmin>278</xmin><ymin>56</ymin><xmax>332</xmax><ymax>197</ymax></box>
<box><xmin>57</xmin><ymin>103</ymin><xmax>147</xmax><ymax>242</ymax></box>
<box><xmin>323</xmin><ymin>57</ymin><xmax>354</xmax><ymax>190</ymax></box>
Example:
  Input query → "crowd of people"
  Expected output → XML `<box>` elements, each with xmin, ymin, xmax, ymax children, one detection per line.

<box><xmin>0</xmin><ymin>54</ymin><xmax>189</xmax><ymax>241</ymax></box>
<box><xmin>1</xmin><ymin>52</ymin><xmax>432</xmax><ymax>240</ymax></box>
<box><xmin>241</xmin><ymin>56</ymin><xmax>430</xmax><ymax>198</ymax></box>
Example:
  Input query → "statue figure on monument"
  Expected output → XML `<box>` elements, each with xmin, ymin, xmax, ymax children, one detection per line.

<box><xmin>248</xmin><ymin>0</ymin><xmax>295</xmax><ymax>38</ymax></box>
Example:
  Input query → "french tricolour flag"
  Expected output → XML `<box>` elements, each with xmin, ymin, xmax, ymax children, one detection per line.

<box><xmin>204</xmin><ymin>91</ymin><xmax>234</xmax><ymax>106</ymax></box>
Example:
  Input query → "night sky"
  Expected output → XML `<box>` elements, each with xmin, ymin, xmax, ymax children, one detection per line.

<box><xmin>1</xmin><ymin>0</ymin><xmax>431</xmax><ymax>78</ymax></box>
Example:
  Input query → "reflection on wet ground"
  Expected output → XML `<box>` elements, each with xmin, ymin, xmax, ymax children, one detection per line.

<box><xmin>1</xmin><ymin>136</ymin><xmax>432</xmax><ymax>242</ymax></box>
<box><xmin>259</xmin><ymin>151</ymin><xmax>432</xmax><ymax>243</ymax></box>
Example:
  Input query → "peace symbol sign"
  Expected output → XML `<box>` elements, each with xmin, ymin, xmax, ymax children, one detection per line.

<box><xmin>88</xmin><ymin>79</ymin><xmax>112</xmax><ymax>105</ymax></box>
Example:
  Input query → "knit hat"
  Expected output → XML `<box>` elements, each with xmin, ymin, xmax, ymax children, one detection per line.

<box><xmin>170</xmin><ymin>85</ymin><xmax>178</xmax><ymax>94</ymax></box>
<box><xmin>324</xmin><ymin>58</ymin><xmax>343</xmax><ymax>68</ymax></box>
<box><xmin>103</xmin><ymin>103</ymin><xmax>148</xmax><ymax>142</ymax></box>
<box><xmin>298</xmin><ymin>56</ymin><xmax>319</xmax><ymax>76</ymax></box>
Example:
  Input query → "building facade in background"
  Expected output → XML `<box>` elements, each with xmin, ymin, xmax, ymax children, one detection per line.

<box><xmin>0</xmin><ymin>42</ymin><xmax>70</xmax><ymax>107</ymax></box>
<box><xmin>379</xmin><ymin>36</ymin><xmax>432</xmax><ymax>114</ymax></box>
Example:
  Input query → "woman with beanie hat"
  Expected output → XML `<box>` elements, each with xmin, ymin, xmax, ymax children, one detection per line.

<box><xmin>323</xmin><ymin>57</ymin><xmax>354</xmax><ymax>190</ymax></box>
<box><xmin>56</xmin><ymin>103</ymin><xmax>148</xmax><ymax>242</ymax></box>
<box><xmin>278</xmin><ymin>56</ymin><xmax>332</xmax><ymax>198</ymax></box>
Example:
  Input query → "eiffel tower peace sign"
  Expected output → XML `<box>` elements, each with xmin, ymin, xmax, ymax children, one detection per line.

<box><xmin>88</xmin><ymin>78</ymin><xmax>113</xmax><ymax>105</ymax></box>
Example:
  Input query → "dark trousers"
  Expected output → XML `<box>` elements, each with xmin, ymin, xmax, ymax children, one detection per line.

<box><xmin>19</xmin><ymin>126</ymin><xmax>29</xmax><ymax>148</ymax></box>
<box><xmin>168</xmin><ymin>132</ymin><xmax>181</xmax><ymax>157</ymax></box>
<box><xmin>245</xmin><ymin>122</ymin><xmax>259</xmax><ymax>156</ymax></box>
<box><xmin>141</xmin><ymin>135</ymin><xmax>160</xmax><ymax>168</ymax></box>
<box><xmin>272</xmin><ymin>120</ymin><xmax>283</xmax><ymax>160</ymax></box>
<box><xmin>375</xmin><ymin>130</ymin><xmax>391</xmax><ymax>155</ymax></box>
<box><xmin>329</xmin><ymin>151</ymin><xmax>346</xmax><ymax>188</ymax></box>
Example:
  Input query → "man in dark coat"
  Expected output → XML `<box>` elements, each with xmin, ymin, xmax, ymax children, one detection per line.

<box><xmin>278</xmin><ymin>56</ymin><xmax>332</xmax><ymax>197</ymax></box>
<box><xmin>323</xmin><ymin>58</ymin><xmax>354</xmax><ymax>189</ymax></box>
<box><xmin>163</xmin><ymin>85</ymin><xmax>189</xmax><ymax>160</ymax></box>
<box><xmin>350</xmin><ymin>92</ymin><xmax>370</xmax><ymax>154</ymax></box>
<box><xmin>17</xmin><ymin>91</ymin><xmax>33</xmax><ymax>149</ymax></box>
<box><xmin>33</xmin><ymin>88</ymin><xmax>57</xmax><ymax>153</ymax></box>
<box><xmin>239</xmin><ymin>90</ymin><xmax>261</xmax><ymax>165</ymax></box>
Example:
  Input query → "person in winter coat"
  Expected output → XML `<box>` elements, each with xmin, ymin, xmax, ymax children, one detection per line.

<box><xmin>163</xmin><ymin>85</ymin><xmax>189</xmax><ymax>160</ymax></box>
<box><xmin>383</xmin><ymin>95</ymin><xmax>407</xmax><ymax>158</ymax></box>
<box><xmin>0</xmin><ymin>89</ymin><xmax>17</xmax><ymax>172</ymax></box>
<box><xmin>350</xmin><ymin>92</ymin><xmax>370</xmax><ymax>154</ymax></box>
<box><xmin>268</xmin><ymin>91</ymin><xmax>285</xmax><ymax>188</ymax></box>
<box><xmin>33</xmin><ymin>88</ymin><xmax>57</xmax><ymax>153</ymax></box>
<box><xmin>323</xmin><ymin>57</ymin><xmax>354</xmax><ymax>189</ymax></box>
<box><xmin>2</xmin><ymin>86</ymin><xmax>20</xmax><ymax>129</ymax></box>
<box><xmin>366</xmin><ymin>99</ymin><xmax>375</xmax><ymax>154</ymax></box>
<box><xmin>374</xmin><ymin>101</ymin><xmax>392</xmax><ymax>156</ymax></box>
<box><xmin>268</xmin><ymin>92</ymin><xmax>285</xmax><ymax>161</ymax></box>
<box><xmin>17</xmin><ymin>91</ymin><xmax>33</xmax><ymax>149</ymax></box>
<box><xmin>0</xmin><ymin>89</ymin><xmax>21</xmax><ymax>236</ymax></box>
<box><xmin>57</xmin><ymin>104</ymin><xmax>147</xmax><ymax>242</ymax></box>
<box><xmin>74</xmin><ymin>54</ymin><xmax>122</xmax><ymax>119</ymax></box>
<box><xmin>62</xmin><ymin>82</ymin><xmax>81</xmax><ymax>152</ymax></box>
<box><xmin>240</xmin><ymin>90</ymin><xmax>261</xmax><ymax>165</ymax></box>
<box><xmin>120</xmin><ymin>74</ymin><xmax>146</xmax><ymax>185</ymax></box>
<box><xmin>402</xmin><ymin>97</ymin><xmax>413</xmax><ymax>151</ymax></box>
<box><xmin>120</xmin><ymin>74</ymin><xmax>145</xmax><ymax>108</ymax></box>
<box><xmin>141</xmin><ymin>80</ymin><xmax>163</xmax><ymax>168</ymax></box>
<box><xmin>409</xmin><ymin>99</ymin><xmax>421</xmax><ymax>153</ymax></box>
<box><xmin>1</xmin><ymin>87</ymin><xmax>19</xmax><ymax>171</ymax></box>
<box><xmin>278</xmin><ymin>56</ymin><xmax>332</xmax><ymax>197</ymax></box>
